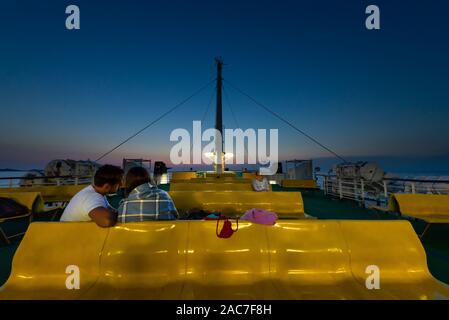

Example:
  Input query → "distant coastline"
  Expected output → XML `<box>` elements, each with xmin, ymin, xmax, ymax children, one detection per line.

<box><xmin>0</xmin><ymin>168</ymin><xmax>41</xmax><ymax>172</ymax></box>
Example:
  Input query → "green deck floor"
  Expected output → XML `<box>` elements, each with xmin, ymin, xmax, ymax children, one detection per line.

<box><xmin>1</xmin><ymin>185</ymin><xmax>449</xmax><ymax>287</ymax></box>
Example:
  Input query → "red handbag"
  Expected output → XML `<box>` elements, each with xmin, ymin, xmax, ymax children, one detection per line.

<box><xmin>215</xmin><ymin>215</ymin><xmax>239</xmax><ymax>239</ymax></box>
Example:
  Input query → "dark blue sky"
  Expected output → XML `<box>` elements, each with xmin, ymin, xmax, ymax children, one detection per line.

<box><xmin>0</xmin><ymin>0</ymin><xmax>448</xmax><ymax>169</ymax></box>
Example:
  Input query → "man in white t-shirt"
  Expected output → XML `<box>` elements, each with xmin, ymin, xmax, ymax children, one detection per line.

<box><xmin>60</xmin><ymin>165</ymin><xmax>124</xmax><ymax>227</ymax></box>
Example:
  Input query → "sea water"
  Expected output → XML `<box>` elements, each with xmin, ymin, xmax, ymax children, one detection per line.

<box><xmin>0</xmin><ymin>171</ymin><xmax>29</xmax><ymax>188</ymax></box>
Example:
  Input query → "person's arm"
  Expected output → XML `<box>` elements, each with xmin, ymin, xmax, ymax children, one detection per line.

<box><xmin>88</xmin><ymin>207</ymin><xmax>117</xmax><ymax>228</ymax></box>
<box><xmin>263</xmin><ymin>178</ymin><xmax>270</xmax><ymax>191</ymax></box>
<box><xmin>251</xmin><ymin>179</ymin><xmax>259</xmax><ymax>191</ymax></box>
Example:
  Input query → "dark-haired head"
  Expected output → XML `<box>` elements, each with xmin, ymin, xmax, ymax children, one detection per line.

<box><xmin>125</xmin><ymin>166</ymin><xmax>152</xmax><ymax>196</ymax></box>
<box><xmin>93</xmin><ymin>165</ymin><xmax>124</xmax><ymax>194</ymax></box>
<box><xmin>254</xmin><ymin>170</ymin><xmax>264</xmax><ymax>180</ymax></box>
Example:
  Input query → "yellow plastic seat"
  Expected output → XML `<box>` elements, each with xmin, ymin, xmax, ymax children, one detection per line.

<box><xmin>1</xmin><ymin>185</ymin><xmax>87</xmax><ymax>203</ymax></box>
<box><xmin>169</xmin><ymin>182</ymin><xmax>271</xmax><ymax>192</ymax></box>
<box><xmin>1</xmin><ymin>220</ymin><xmax>448</xmax><ymax>300</ymax></box>
<box><xmin>0</xmin><ymin>192</ymin><xmax>44</xmax><ymax>214</ymax></box>
<box><xmin>169</xmin><ymin>191</ymin><xmax>304</xmax><ymax>218</ymax></box>
<box><xmin>281</xmin><ymin>179</ymin><xmax>319</xmax><ymax>189</ymax></box>
<box><xmin>0</xmin><ymin>223</ymin><xmax>108</xmax><ymax>299</ymax></box>
<box><xmin>0</xmin><ymin>192</ymin><xmax>64</xmax><ymax>217</ymax></box>
<box><xmin>0</xmin><ymin>192</ymin><xmax>65</xmax><ymax>244</ymax></box>
<box><xmin>242</xmin><ymin>172</ymin><xmax>256</xmax><ymax>179</ymax></box>
<box><xmin>338</xmin><ymin>221</ymin><xmax>449</xmax><ymax>299</ymax></box>
<box><xmin>388</xmin><ymin>193</ymin><xmax>449</xmax><ymax>223</ymax></box>
<box><xmin>182</xmin><ymin>221</ymin><xmax>276</xmax><ymax>299</ymax></box>
<box><xmin>266</xmin><ymin>221</ymin><xmax>364</xmax><ymax>299</ymax></box>
<box><xmin>187</xmin><ymin>177</ymin><xmax>252</xmax><ymax>183</ymax></box>
<box><xmin>205</xmin><ymin>172</ymin><xmax>237</xmax><ymax>178</ymax></box>
<box><xmin>170</xmin><ymin>172</ymin><xmax>197</xmax><ymax>181</ymax></box>
<box><xmin>82</xmin><ymin>222</ymin><xmax>189</xmax><ymax>299</ymax></box>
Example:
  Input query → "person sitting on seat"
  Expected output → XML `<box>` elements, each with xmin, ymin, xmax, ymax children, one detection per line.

<box><xmin>251</xmin><ymin>170</ymin><xmax>270</xmax><ymax>192</ymax></box>
<box><xmin>60</xmin><ymin>164</ymin><xmax>124</xmax><ymax>228</ymax></box>
<box><xmin>118</xmin><ymin>166</ymin><xmax>179</xmax><ymax>222</ymax></box>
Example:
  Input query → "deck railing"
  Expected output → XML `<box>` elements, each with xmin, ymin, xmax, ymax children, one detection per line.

<box><xmin>0</xmin><ymin>171</ymin><xmax>179</xmax><ymax>188</ymax></box>
<box><xmin>0</xmin><ymin>175</ymin><xmax>93</xmax><ymax>188</ymax></box>
<box><xmin>317</xmin><ymin>174</ymin><xmax>449</xmax><ymax>206</ymax></box>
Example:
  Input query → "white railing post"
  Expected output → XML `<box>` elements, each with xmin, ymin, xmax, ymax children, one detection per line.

<box><xmin>339</xmin><ymin>179</ymin><xmax>343</xmax><ymax>199</ymax></box>
<box><xmin>361</xmin><ymin>179</ymin><xmax>365</xmax><ymax>202</ymax></box>
<box><xmin>9</xmin><ymin>178</ymin><xmax>13</xmax><ymax>188</ymax></box>
<box><xmin>75</xmin><ymin>177</ymin><xmax>79</xmax><ymax>185</ymax></box>
<box><xmin>411</xmin><ymin>182</ymin><xmax>416</xmax><ymax>194</ymax></box>
<box><xmin>383</xmin><ymin>180</ymin><xmax>388</xmax><ymax>198</ymax></box>
<box><xmin>323</xmin><ymin>176</ymin><xmax>327</xmax><ymax>195</ymax></box>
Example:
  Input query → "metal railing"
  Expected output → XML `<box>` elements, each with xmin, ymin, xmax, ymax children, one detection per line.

<box><xmin>1</xmin><ymin>172</ymin><xmax>177</xmax><ymax>188</ymax></box>
<box><xmin>0</xmin><ymin>175</ymin><xmax>93</xmax><ymax>188</ymax></box>
<box><xmin>317</xmin><ymin>174</ymin><xmax>449</xmax><ymax>206</ymax></box>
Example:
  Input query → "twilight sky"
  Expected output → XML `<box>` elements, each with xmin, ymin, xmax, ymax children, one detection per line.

<box><xmin>0</xmin><ymin>0</ymin><xmax>448</xmax><ymax>170</ymax></box>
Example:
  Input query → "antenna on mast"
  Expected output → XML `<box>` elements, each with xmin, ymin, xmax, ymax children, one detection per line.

<box><xmin>214</xmin><ymin>57</ymin><xmax>225</xmax><ymax>173</ymax></box>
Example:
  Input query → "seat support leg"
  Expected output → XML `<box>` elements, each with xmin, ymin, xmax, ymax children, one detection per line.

<box><xmin>419</xmin><ymin>223</ymin><xmax>432</xmax><ymax>239</ymax></box>
<box><xmin>0</xmin><ymin>227</ymin><xmax>11</xmax><ymax>245</ymax></box>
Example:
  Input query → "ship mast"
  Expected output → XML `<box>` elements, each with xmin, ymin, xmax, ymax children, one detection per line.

<box><xmin>214</xmin><ymin>57</ymin><xmax>225</xmax><ymax>173</ymax></box>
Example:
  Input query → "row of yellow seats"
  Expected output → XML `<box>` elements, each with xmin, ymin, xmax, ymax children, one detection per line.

<box><xmin>170</xmin><ymin>171</ymin><xmax>255</xmax><ymax>182</ymax></box>
<box><xmin>171</xmin><ymin>178</ymin><xmax>253</xmax><ymax>184</ymax></box>
<box><xmin>170</xmin><ymin>172</ymin><xmax>198</xmax><ymax>180</ymax></box>
<box><xmin>171</xmin><ymin>171</ymin><xmax>255</xmax><ymax>179</ymax></box>
<box><xmin>1</xmin><ymin>220</ymin><xmax>448</xmax><ymax>299</ymax></box>
<box><xmin>169</xmin><ymin>182</ymin><xmax>272</xmax><ymax>192</ymax></box>
<box><xmin>0</xmin><ymin>185</ymin><xmax>87</xmax><ymax>203</ymax></box>
<box><xmin>1</xmin><ymin>188</ymin><xmax>301</xmax><ymax>219</ymax></box>
<box><xmin>169</xmin><ymin>191</ymin><xmax>302</xmax><ymax>218</ymax></box>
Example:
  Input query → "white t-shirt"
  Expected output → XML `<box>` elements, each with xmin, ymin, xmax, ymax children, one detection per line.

<box><xmin>60</xmin><ymin>185</ymin><xmax>109</xmax><ymax>222</ymax></box>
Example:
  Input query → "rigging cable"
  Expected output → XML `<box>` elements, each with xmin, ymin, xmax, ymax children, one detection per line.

<box><xmin>224</xmin><ymin>79</ymin><xmax>347</xmax><ymax>163</ymax></box>
<box><xmin>189</xmin><ymin>86</ymin><xmax>216</xmax><ymax>159</ymax></box>
<box><xmin>95</xmin><ymin>79</ymin><xmax>215</xmax><ymax>162</ymax></box>
<box><xmin>223</xmin><ymin>85</ymin><xmax>240</xmax><ymax>128</ymax></box>
<box><xmin>222</xmin><ymin>84</ymin><xmax>249</xmax><ymax>157</ymax></box>
<box><xmin>201</xmin><ymin>87</ymin><xmax>216</xmax><ymax>123</ymax></box>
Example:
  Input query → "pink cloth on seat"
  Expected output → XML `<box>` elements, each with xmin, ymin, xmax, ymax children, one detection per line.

<box><xmin>240</xmin><ymin>208</ymin><xmax>278</xmax><ymax>225</ymax></box>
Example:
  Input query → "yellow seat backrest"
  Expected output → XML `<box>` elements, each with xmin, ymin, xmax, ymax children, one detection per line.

<box><xmin>86</xmin><ymin>222</ymin><xmax>189</xmax><ymax>299</ymax></box>
<box><xmin>266</xmin><ymin>221</ymin><xmax>361</xmax><ymax>299</ymax></box>
<box><xmin>169</xmin><ymin>182</ymin><xmax>259</xmax><ymax>192</ymax></box>
<box><xmin>267</xmin><ymin>221</ymin><xmax>349</xmax><ymax>282</ymax></box>
<box><xmin>0</xmin><ymin>185</ymin><xmax>87</xmax><ymax>202</ymax></box>
<box><xmin>0</xmin><ymin>222</ymin><xmax>108</xmax><ymax>299</ymax></box>
<box><xmin>205</xmin><ymin>172</ymin><xmax>236</xmax><ymax>178</ymax></box>
<box><xmin>183</xmin><ymin>221</ymin><xmax>272</xmax><ymax>299</ymax></box>
<box><xmin>1</xmin><ymin>220</ymin><xmax>448</xmax><ymax>300</ymax></box>
<box><xmin>242</xmin><ymin>172</ymin><xmax>256</xmax><ymax>179</ymax></box>
<box><xmin>187</xmin><ymin>177</ymin><xmax>252</xmax><ymax>183</ymax></box>
<box><xmin>0</xmin><ymin>192</ymin><xmax>43</xmax><ymax>212</ymax></box>
<box><xmin>171</xmin><ymin>172</ymin><xmax>197</xmax><ymax>180</ymax></box>
<box><xmin>169</xmin><ymin>191</ymin><xmax>304</xmax><ymax>217</ymax></box>
<box><xmin>339</xmin><ymin>220</ymin><xmax>439</xmax><ymax>299</ymax></box>
<box><xmin>389</xmin><ymin>193</ymin><xmax>449</xmax><ymax>218</ymax></box>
